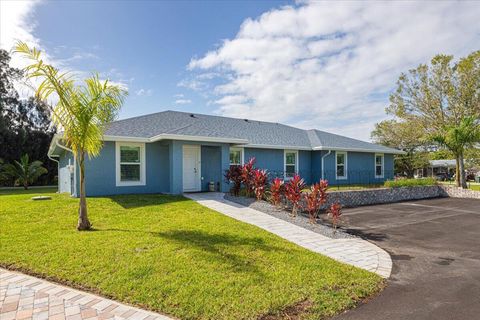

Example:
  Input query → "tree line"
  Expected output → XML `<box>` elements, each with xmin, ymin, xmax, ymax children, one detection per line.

<box><xmin>0</xmin><ymin>49</ymin><xmax>56</xmax><ymax>187</ymax></box>
<box><xmin>372</xmin><ymin>51</ymin><xmax>480</xmax><ymax>189</ymax></box>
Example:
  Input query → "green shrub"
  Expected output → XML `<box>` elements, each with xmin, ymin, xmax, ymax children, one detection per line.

<box><xmin>384</xmin><ymin>177</ymin><xmax>437</xmax><ymax>188</ymax></box>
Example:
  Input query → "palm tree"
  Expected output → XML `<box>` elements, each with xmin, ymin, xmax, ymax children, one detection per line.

<box><xmin>15</xmin><ymin>42</ymin><xmax>127</xmax><ymax>230</ymax></box>
<box><xmin>432</xmin><ymin>116</ymin><xmax>480</xmax><ymax>189</ymax></box>
<box><xmin>4</xmin><ymin>154</ymin><xmax>47</xmax><ymax>189</ymax></box>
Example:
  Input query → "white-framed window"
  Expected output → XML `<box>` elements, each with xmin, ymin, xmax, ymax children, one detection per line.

<box><xmin>229</xmin><ymin>147</ymin><xmax>244</xmax><ymax>166</ymax></box>
<box><xmin>336</xmin><ymin>151</ymin><xmax>347</xmax><ymax>180</ymax></box>
<box><xmin>375</xmin><ymin>153</ymin><xmax>384</xmax><ymax>178</ymax></box>
<box><xmin>284</xmin><ymin>150</ymin><xmax>298</xmax><ymax>179</ymax></box>
<box><xmin>115</xmin><ymin>142</ymin><xmax>146</xmax><ymax>186</ymax></box>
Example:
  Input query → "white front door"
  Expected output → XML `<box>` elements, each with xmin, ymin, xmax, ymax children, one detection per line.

<box><xmin>183</xmin><ymin>145</ymin><xmax>201</xmax><ymax>192</ymax></box>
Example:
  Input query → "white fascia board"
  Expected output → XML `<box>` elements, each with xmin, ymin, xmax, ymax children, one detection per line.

<box><xmin>312</xmin><ymin>146</ymin><xmax>406</xmax><ymax>155</ymax></box>
<box><xmin>48</xmin><ymin>133</ymin><xmax>76</xmax><ymax>157</ymax></box>
<box><xmin>103</xmin><ymin>135</ymin><xmax>150</xmax><ymax>142</ymax></box>
<box><xmin>237</xmin><ymin>144</ymin><xmax>312</xmax><ymax>151</ymax></box>
<box><xmin>47</xmin><ymin>135</ymin><xmax>59</xmax><ymax>157</ymax></box>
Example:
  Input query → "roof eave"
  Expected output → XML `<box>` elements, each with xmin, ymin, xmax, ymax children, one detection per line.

<box><xmin>48</xmin><ymin>133</ymin><xmax>74</xmax><ymax>157</ymax></box>
<box><xmin>312</xmin><ymin>146</ymin><xmax>406</xmax><ymax>154</ymax></box>
<box><xmin>235</xmin><ymin>143</ymin><xmax>312</xmax><ymax>151</ymax></box>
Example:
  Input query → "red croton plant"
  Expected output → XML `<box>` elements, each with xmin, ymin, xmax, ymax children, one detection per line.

<box><xmin>224</xmin><ymin>165</ymin><xmax>243</xmax><ymax>196</ymax></box>
<box><xmin>269</xmin><ymin>177</ymin><xmax>284</xmax><ymax>207</ymax></box>
<box><xmin>252</xmin><ymin>169</ymin><xmax>268</xmax><ymax>200</ymax></box>
<box><xmin>284</xmin><ymin>174</ymin><xmax>306</xmax><ymax>217</ymax></box>
<box><xmin>303</xmin><ymin>179</ymin><xmax>329</xmax><ymax>224</ymax></box>
<box><xmin>328</xmin><ymin>202</ymin><xmax>343</xmax><ymax>232</ymax></box>
<box><xmin>241</xmin><ymin>157</ymin><xmax>256</xmax><ymax>197</ymax></box>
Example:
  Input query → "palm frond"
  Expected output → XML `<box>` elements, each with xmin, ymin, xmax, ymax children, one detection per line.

<box><xmin>14</xmin><ymin>42</ymin><xmax>128</xmax><ymax>159</ymax></box>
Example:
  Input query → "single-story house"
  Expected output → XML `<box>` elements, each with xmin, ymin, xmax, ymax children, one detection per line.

<box><xmin>414</xmin><ymin>160</ymin><xmax>456</xmax><ymax>180</ymax></box>
<box><xmin>48</xmin><ymin>110</ymin><xmax>404</xmax><ymax>196</ymax></box>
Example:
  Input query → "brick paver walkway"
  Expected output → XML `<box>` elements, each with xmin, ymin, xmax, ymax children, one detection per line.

<box><xmin>0</xmin><ymin>269</ymin><xmax>172</xmax><ymax>320</ymax></box>
<box><xmin>185</xmin><ymin>192</ymin><xmax>392</xmax><ymax>278</ymax></box>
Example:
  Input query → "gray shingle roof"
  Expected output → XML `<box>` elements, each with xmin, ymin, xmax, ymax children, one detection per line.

<box><xmin>104</xmin><ymin>110</ymin><xmax>403</xmax><ymax>154</ymax></box>
<box><xmin>429</xmin><ymin>160</ymin><xmax>456</xmax><ymax>167</ymax></box>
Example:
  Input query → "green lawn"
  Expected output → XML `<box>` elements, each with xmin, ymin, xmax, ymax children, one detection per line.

<box><xmin>0</xmin><ymin>189</ymin><xmax>382</xmax><ymax>320</ymax></box>
<box><xmin>470</xmin><ymin>184</ymin><xmax>480</xmax><ymax>191</ymax></box>
<box><xmin>438</xmin><ymin>181</ymin><xmax>480</xmax><ymax>191</ymax></box>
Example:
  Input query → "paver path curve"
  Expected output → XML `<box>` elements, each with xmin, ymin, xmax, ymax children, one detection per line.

<box><xmin>0</xmin><ymin>268</ymin><xmax>173</xmax><ymax>320</ymax></box>
<box><xmin>185</xmin><ymin>192</ymin><xmax>392</xmax><ymax>278</ymax></box>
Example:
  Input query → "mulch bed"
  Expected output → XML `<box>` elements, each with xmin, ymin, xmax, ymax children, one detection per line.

<box><xmin>224</xmin><ymin>194</ymin><xmax>355</xmax><ymax>239</ymax></box>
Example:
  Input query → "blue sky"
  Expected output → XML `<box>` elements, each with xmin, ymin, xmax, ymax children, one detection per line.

<box><xmin>25</xmin><ymin>0</ymin><xmax>288</xmax><ymax>116</ymax></box>
<box><xmin>1</xmin><ymin>0</ymin><xmax>479</xmax><ymax>140</ymax></box>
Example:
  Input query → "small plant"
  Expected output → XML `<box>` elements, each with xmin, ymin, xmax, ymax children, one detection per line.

<box><xmin>4</xmin><ymin>154</ymin><xmax>48</xmax><ymax>189</ymax></box>
<box><xmin>252</xmin><ymin>169</ymin><xmax>268</xmax><ymax>200</ymax></box>
<box><xmin>269</xmin><ymin>177</ymin><xmax>284</xmax><ymax>207</ymax></box>
<box><xmin>328</xmin><ymin>202</ymin><xmax>343</xmax><ymax>233</ymax></box>
<box><xmin>284</xmin><ymin>174</ymin><xmax>306</xmax><ymax>217</ymax></box>
<box><xmin>302</xmin><ymin>180</ymin><xmax>329</xmax><ymax>224</ymax></box>
<box><xmin>224</xmin><ymin>165</ymin><xmax>243</xmax><ymax>196</ymax></box>
<box><xmin>241</xmin><ymin>157</ymin><xmax>256</xmax><ymax>197</ymax></box>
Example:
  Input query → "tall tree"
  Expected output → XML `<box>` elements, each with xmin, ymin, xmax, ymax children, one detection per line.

<box><xmin>0</xmin><ymin>49</ymin><xmax>22</xmax><ymax>123</ymax></box>
<box><xmin>0</xmin><ymin>49</ymin><xmax>22</xmax><ymax>166</ymax></box>
<box><xmin>432</xmin><ymin>117</ymin><xmax>480</xmax><ymax>188</ymax></box>
<box><xmin>15</xmin><ymin>42</ymin><xmax>127</xmax><ymax>230</ymax></box>
<box><xmin>388</xmin><ymin>51</ymin><xmax>480</xmax><ymax>188</ymax></box>
<box><xmin>371</xmin><ymin>119</ymin><xmax>429</xmax><ymax>177</ymax></box>
<box><xmin>0</xmin><ymin>49</ymin><xmax>56</xmax><ymax>186</ymax></box>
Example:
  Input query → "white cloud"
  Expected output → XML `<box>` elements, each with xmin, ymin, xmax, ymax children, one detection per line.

<box><xmin>1</xmin><ymin>0</ymin><xmax>52</xmax><ymax>98</ymax></box>
<box><xmin>135</xmin><ymin>88</ymin><xmax>153</xmax><ymax>96</ymax></box>
<box><xmin>188</xmin><ymin>1</ymin><xmax>480</xmax><ymax>141</ymax></box>
<box><xmin>0</xmin><ymin>0</ymin><xmax>41</xmax><ymax>53</ymax></box>
<box><xmin>0</xmin><ymin>0</ymin><xmax>129</xmax><ymax>100</ymax></box>
<box><xmin>175</xmin><ymin>99</ymin><xmax>192</xmax><ymax>105</ymax></box>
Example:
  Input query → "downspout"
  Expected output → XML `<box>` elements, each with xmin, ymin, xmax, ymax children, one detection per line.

<box><xmin>56</xmin><ymin>139</ymin><xmax>77</xmax><ymax>197</ymax></box>
<box><xmin>321</xmin><ymin>150</ymin><xmax>332</xmax><ymax>180</ymax></box>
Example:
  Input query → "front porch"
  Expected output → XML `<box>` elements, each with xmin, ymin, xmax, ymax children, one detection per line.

<box><xmin>167</xmin><ymin>140</ymin><xmax>231</xmax><ymax>194</ymax></box>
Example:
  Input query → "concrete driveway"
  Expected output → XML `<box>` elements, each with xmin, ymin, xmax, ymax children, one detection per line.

<box><xmin>333</xmin><ymin>197</ymin><xmax>480</xmax><ymax>320</ymax></box>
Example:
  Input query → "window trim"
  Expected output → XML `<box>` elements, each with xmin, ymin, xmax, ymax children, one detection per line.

<box><xmin>375</xmin><ymin>153</ymin><xmax>384</xmax><ymax>179</ymax></box>
<box><xmin>115</xmin><ymin>142</ymin><xmax>146</xmax><ymax>187</ymax></box>
<box><xmin>229</xmin><ymin>147</ymin><xmax>244</xmax><ymax>166</ymax></box>
<box><xmin>284</xmin><ymin>150</ymin><xmax>298</xmax><ymax>180</ymax></box>
<box><xmin>335</xmin><ymin>151</ymin><xmax>348</xmax><ymax>180</ymax></box>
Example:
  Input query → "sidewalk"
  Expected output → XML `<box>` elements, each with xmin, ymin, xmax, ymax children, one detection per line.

<box><xmin>185</xmin><ymin>192</ymin><xmax>392</xmax><ymax>278</ymax></box>
<box><xmin>0</xmin><ymin>268</ymin><xmax>172</xmax><ymax>320</ymax></box>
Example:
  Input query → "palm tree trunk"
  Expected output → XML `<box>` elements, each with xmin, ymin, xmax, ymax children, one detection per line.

<box><xmin>459</xmin><ymin>151</ymin><xmax>467</xmax><ymax>189</ymax></box>
<box><xmin>77</xmin><ymin>151</ymin><xmax>91</xmax><ymax>231</ymax></box>
<box><xmin>455</xmin><ymin>156</ymin><xmax>460</xmax><ymax>187</ymax></box>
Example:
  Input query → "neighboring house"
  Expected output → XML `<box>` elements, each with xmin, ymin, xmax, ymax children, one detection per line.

<box><xmin>48</xmin><ymin>110</ymin><xmax>404</xmax><ymax>196</ymax></box>
<box><xmin>415</xmin><ymin>159</ymin><xmax>480</xmax><ymax>181</ymax></box>
<box><xmin>414</xmin><ymin>160</ymin><xmax>456</xmax><ymax>180</ymax></box>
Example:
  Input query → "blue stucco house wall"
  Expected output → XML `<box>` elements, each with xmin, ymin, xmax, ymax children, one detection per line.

<box><xmin>50</xmin><ymin>110</ymin><xmax>403</xmax><ymax>196</ymax></box>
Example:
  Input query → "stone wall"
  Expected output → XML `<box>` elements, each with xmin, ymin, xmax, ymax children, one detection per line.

<box><xmin>325</xmin><ymin>186</ymin><xmax>441</xmax><ymax>208</ymax></box>
<box><xmin>323</xmin><ymin>185</ymin><xmax>479</xmax><ymax>208</ymax></box>
<box><xmin>439</xmin><ymin>185</ymin><xmax>480</xmax><ymax>199</ymax></box>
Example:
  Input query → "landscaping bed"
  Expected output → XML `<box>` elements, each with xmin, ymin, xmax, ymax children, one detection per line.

<box><xmin>0</xmin><ymin>188</ymin><xmax>382</xmax><ymax>320</ymax></box>
<box><xmin>224</xmin><ymin>194</ymin><xmax>355</xmax><ymax>239</ymax></box>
